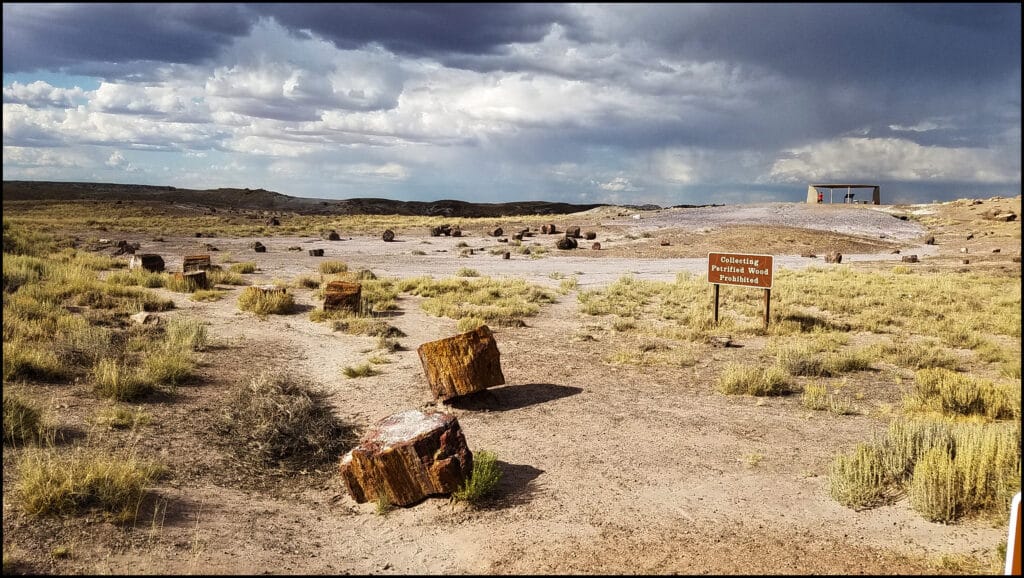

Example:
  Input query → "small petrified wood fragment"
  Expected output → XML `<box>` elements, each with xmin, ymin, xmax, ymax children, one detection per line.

<box><xmin>901</xmin><ymin>255</ymin><xmax>919</xmax><ymax>263</ymax></box>
<box><xmin>339</xmin><ymin>409</ymin><xmax>473</xmax><ymax>506</ymax></box>
<box><xmin>591</xmin><ymin>242</ymin><xmax>601</xmax><ymax>250</ymax></box>
<box><xmin>182</xmin><ymin>254</ymin><xmax>212</xmax><ymax>272</ymax></box>
<box><xmin>323</xmin><ymin>281</ymin><xmax>361</xmax><ymax>312</ymax></box>
<box><xmin>308</xmin><ymin>249</ymin><xmax>324</xmax><ymax>256</ymax></box>
<box><xmin>383</xmin><ymin>229</ymin><xmax>396</xmax><ymax>242</ymax></box>
<box><xmin>129</xmin><ymin>253</ymin><xmax>165</xmax><ymax>272</ymax></box>
<box><xmin>417</xmin><ymin>325</ymin><xmax>505</xmax><ymax>401</ymax></box>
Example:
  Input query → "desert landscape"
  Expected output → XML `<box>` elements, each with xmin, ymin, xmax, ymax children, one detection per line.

<box><xmin>2</xmin><ymin>184</ymin><xmax>1021</xmax><ymax>575</ymax></box>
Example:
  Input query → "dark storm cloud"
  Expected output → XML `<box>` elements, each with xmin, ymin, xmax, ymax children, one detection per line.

<box><xmin>2</xmin><ymin>3</ymin><xmax>256</xmax><ymax>75</ymax></box>
<box><xmin>586</xmin><ymin>4</ymin><xmax>1020</xmax><ymax>84</ymax></box>
<box><xmin>251</xmin><ymin>3</ymin><xmax>576</xmax><ymax>57</ymax></box>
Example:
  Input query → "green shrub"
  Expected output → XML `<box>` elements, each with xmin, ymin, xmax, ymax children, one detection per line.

<box><xmin>456</xmin><ymin>267</ymin><xmax>479</xmax><ymax>277</ymax></box>
<box><xmin>909</xmin><ymin>447</ymin><xmax>960</xmax><ymax>523</ymax></box>
<box><xmin>908</xmin><ymin>368</ymin><xmax>1018</xmax><ymax>420</ymax></box>
<box><xmin>802</xmin><ymin>383</ymin><xmax>829</xmax><ymax>410</ymax></box>
<box><xmin>453</xmin><ymin>450</ymin><xmax>502</xmax><ymax>504</ymax></box>
<box><xmin>829</xmin><ymin>443</ymin><xmax>891</xmax><ymax>509</ymax></box>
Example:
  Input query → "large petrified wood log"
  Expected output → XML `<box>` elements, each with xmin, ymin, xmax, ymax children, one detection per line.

<box><xmin>182</xmin><ymin>254</ymin><xmax>211</xmax><ymax>272</ymax></box>
<box><xmin>417</xmin><ymin>325</ymin><xmax>505</xmax><ymax>401</ymax></box>
<box><xmin>129</xmin><ymin>253</ymin><xmax>165</xmax><ymax>272</ymax></box>
<box><xmin>323</xmin><ymin>281</ymin><xmax>362</xmax><ymax>312</ymax></box>
<box><xmin>339</xmin><ymin>409</ymin><xmax>473</xmax><ymax>506</ymax></box>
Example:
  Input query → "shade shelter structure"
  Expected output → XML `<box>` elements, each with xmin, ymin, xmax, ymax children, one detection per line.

<box><xmin>807</xmin><ymin>184</ymin><xmax>880</xmax><ymax>205</ymax></box>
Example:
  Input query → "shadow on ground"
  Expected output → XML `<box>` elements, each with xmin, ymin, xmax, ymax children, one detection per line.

<box><xmin>447</xmin><ymin>383</ymin><xmax>582</xmax><ymax>412</ymax></box>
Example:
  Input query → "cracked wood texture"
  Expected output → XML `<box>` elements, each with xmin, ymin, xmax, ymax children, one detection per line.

<box><xmin>417</xmin><ymin>325</ymin><xmax>505</xmax><ymax>401</ymax></box>
<box><xmin>339</xmin><ymin>409</ymin><xmax>473</xmax><ymax>506</ymax></box>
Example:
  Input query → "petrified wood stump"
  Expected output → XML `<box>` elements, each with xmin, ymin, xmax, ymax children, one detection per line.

<box><xmin>129</xmin><ymin>253</ymin><xmax>165</xmax><ymax>272</ymax></box>
<box><xmin>339</xmin><ymin>409</ymin><xmax>473</xmax><ymax>506</ymax></box>
<box><xmin>417</xmin><ymin>325</ymin><xmax>505</xmax><ymax>401</ymax></box>
<box><xmin>323</xmin><ymin>281</ymin><xmax>362</xmax><ymax>312</ymax></box>
<box><xmin>173</xmin><ymin>270</ymin><xmax>209</xmax><ymax>290</ymax></box>
<box><xmin>182</xmin><ymin>254</ymin><xmax>212</xmax><ymax>272</ymax></box>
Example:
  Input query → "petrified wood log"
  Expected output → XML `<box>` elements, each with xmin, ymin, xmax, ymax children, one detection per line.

<box><xmin>489</xmin><ymin>227</ymin><xmax>503</xmax><ymax>237</ymax></box>
<box><xmin>556</xmin><ymin>237</ymin><xmax>578</xmax><ymax>250</ymax></box>
<box><xmin>173</xmin><ymin>270</ymin><xmax>209</xmax><ymax>290</ymax></box>
<box><xmin>901</xmin><ymin>255</ymin><xmax>919</xmax><ymax>263</ymax></box>
<box><xmin>323</xmin><ymin>281</ymin><xmax>362</xmax><ymax>312</ymax></box>
<box><xmin>565</xmin><ymin>226</ymin><xmax>581</xmax><ymax>238</ymax></box>
<box><xmin>321</xmin><ymin>230</ymin><xmax>341</xmax><ymax>241</ymax></box>
<box><xmin>129</xmin><ymin>253</ymin><xmax>165</xmax><ymax>272</ymax></box>
<box><xmin>825</xmin><ymin>251</ymin><xmax>843</xmax><ymax>264</ymax></box>
<box><xmin>182</xmin><ymin>254</ymin><xmax>212</xmax><ymax>272</ymax></box>
<box><xmin>383</xmin><ymin>229</ymin><xmax>396</xmax><ymax>242</ymax></box>
<box><xmin>417</xmin><ymin>325</ymin><xmax>505</xmax><ymax>401</ymax></box>
<box><xmin>339</xmin><ymin>409</ymin><xmax>473</xmax><ymax>506</ymax></box>
<box><xmin>451</xmin><ymin>227</ymin><xmax>462</xmax><ymax>237</ymax></box>
<box><xmin>266</xmin><ymin>217</ymin><xmax>280</xmax><ymax>226</ymax></box>
<box><xmin>308</xmin><ymin>249</ymin><xmax>324</xmax><ymax>257</ymax></box>
<box><xmin>503</xmin><ymin>251</ymin><xmax>510</xmax><ymax>260</ymax></box>
<box><xmin>591</xmin><ymin>242</ymin><xmax>601</xmax><ymax>250</ymax></box>
<box><xmin>584</xmin><ymin>231</ymin><xmax>597</xmax><ymax>240</ymax></box>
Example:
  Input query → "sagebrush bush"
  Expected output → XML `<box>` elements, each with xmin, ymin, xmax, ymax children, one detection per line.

<box><xmin>908</xmin><ymin>368</ymin><xmax>1019</xmax><ymax>420</ymax></box>
<box><xmin>219</xmin><ymin>372</ymin><xmax>351</xmax><ymax>468</ymax></box>
<box><xmin>229</xmin><ymin>262</ymin><xmax>257</xmax><ymax>274</ymax></box>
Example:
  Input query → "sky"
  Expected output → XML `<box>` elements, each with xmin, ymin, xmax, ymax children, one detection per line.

<box><xmin>2</xmin><ymin>3</ymin><xmax>1021</xmax><ymax>206</ymax></box>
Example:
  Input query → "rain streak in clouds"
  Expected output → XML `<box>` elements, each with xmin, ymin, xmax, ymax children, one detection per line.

<box><xmin>2</xmin><ymin>3</ymin><xmax>1020</xmax><ymax>204</ymax></box>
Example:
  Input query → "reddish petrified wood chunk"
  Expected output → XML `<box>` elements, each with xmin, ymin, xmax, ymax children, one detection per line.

<box><xmin>417</xmin><ymin>325</ymin><xmax>505</xmax><ymax>401</ymax></box>
<box><xmin>339</xmin><ymin>409</ymin><xmax>473</xmax><ymax>506</ymax></box>
<box><xmin>182</xmin><ymin>254</ymin><xmax>212</xmax><ymax>272</ymax></box>
<box><xmin>323</xmin><ymin>281</ymin><xmax>361</xmax><ymax>312</ymax></box>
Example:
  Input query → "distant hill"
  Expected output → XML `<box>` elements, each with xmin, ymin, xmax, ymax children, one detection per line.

<box><xmin>2</xmin><ymin>180</ymin><xmax>624</xmax><ymax>217</ymax></box>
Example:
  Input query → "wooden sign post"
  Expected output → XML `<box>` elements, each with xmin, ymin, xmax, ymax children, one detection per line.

<box><xmin>707</xmin><ymin>252</ymin><xmax>775</xmax><ymax>328</ymax></box>
<box><xmin>1007</xmin><ymin>492</ymin><xmax>1021</xmax><ymax>575</ymax></box>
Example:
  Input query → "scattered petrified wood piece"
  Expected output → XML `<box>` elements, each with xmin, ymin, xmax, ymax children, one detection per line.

<box><xmin>565</xmin><ymin>226</ymin><xmax>581</xmax><ymax>238</ymax></box>
<box><xmin>800</xmin><ymin>252</ymin><xmax>817</xmax><ymax>258</ymax></box>
<box><xmin>591</xmin><ymin>242</ymin><xmax>601</xmax><ymax>250</ymax></box>
<box><xmin>417</xmin><ymin>325</ymin><xmax>505</xmax><ymax>401</ymax></box>
<box><xmin>182</xmin><ymin>254</ymin><xmax>212</xmax><ymax>272</ymax></box>
<box><xmin>339</xmin><ymin>409</ymin><xmax>473</xmax><ymax>507</ymax></box>
<box><xmin>503</xmin><ymin>251</ymin><xmax>510</xmax><ymax>260</ymax></box>
<box><xmin>173</xmin><ymin>270</ymin><xmax>209</xmax><ymax>290</ymax></box>
<box><xmin>489</xmin><ymin>227</ymin><xmax>503</xmax><ymax>237</ymax></box>
<box><xmin>584</xmin><ymin>231</ymin><xmax>597</xmax><ymax>240</ymax></box>
<box><xmin>825</xmin><ymin>251</ymin><xmax>842</xmax><ymax>264</ymax></box>
<box><xmin>308</xmin><ymin>249</ymin><xmax>324</xmax><ymax>256</ymax></box>
<box><xmin>901</xmin><ymin>255</ymin><xmax>919</xmax><ymax>263</ymax></box>
<box><xmin>556</xmin><ymin>237</ymin><xmax>577</xmax><ymax>250</ymax></box>
<box><xmin>924</xmin><ymin>235</ymin><xmax>935</xmax><ymax>245</ymax></box>
<box><xmin>383</xmin><ymin>229</ymin><xmax>396</xmax><ymax>242</ymax></box>
<box><xmin>707</xmin><ymin>336</ymin><xmax>734</xmax><ymax>348</ymax></box>
<box><xmin>323</xmin><ymin>281</ymin><xmax>362</xmax><ymax>312</ymax></box>
<box><xmin>129</xmin><ymin>253</ymin><xmax>165</xmax><ymax>272</ymax></box>
<box><xmin>322</xmin><ymin>230</ymin><xmax>341</xmax><ymax>241</ymax></box>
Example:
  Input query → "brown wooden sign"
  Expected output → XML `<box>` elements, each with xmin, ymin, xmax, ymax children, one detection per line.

<box><xmin>707</xmin><ymin>252</ymin><xmax>774</xmax><ymax>289</ymax></box>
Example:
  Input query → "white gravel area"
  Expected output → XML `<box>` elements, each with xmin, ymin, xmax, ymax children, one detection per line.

<box><xmin>603</xmin><ymin>202</ymin><xmax>926</xmax><ymax>241</ymax></box>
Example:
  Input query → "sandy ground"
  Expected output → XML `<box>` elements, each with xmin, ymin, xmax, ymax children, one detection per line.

<box><xmin>3</xmin><ymin>198</ymin><xmax>1020</xmax><ymax>574</ymax></box>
